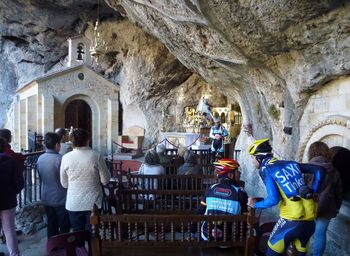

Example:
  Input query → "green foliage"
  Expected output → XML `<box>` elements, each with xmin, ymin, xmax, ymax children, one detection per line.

<box><xmin>268</xmin><ymin>104</ymin><xmax>280</xmax><ymax>120</ymax></box>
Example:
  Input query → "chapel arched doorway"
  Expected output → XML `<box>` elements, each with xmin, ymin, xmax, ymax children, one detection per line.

<box><xmin>65</xmin><ymin>99</ymin><xmax>92</xmax><ymax>140</ymax></box>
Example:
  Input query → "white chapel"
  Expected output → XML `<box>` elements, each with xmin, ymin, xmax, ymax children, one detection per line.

<box><xmin>13</xmin><ymin>35</ymin><xmax>119</xmax><ymax>155</ymax></box>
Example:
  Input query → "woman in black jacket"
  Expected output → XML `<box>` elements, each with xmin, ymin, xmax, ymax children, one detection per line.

<box><xmin>307</xmin><ymin>141</ymin><xmax>343</xmax><ymax>256</ymax></box>
<box><xmin>0</xmin><ymin>137</ymin><xmax>24</xmax><ymax>256</ymax></box>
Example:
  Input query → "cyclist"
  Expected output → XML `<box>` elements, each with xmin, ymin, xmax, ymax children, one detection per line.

<box><xmin>247</xmin><ymin>138</ymin><xmax>324</xmax><ymax>256</ymax></box>
<box><xmin>197</xmin><ymin>158</ymin><xmax>248</xmax><ymax>240</ymax></box>
<box><xmin>209</xmin><ymin>118</ymin><xmax>228</xmax><ymax>162</ymax></box>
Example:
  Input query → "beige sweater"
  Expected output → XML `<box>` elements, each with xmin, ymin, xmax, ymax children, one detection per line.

<box><xmin>60</xmin><ymin>147</ymin><xmax>111</xmax><ymax>211</ymax></box>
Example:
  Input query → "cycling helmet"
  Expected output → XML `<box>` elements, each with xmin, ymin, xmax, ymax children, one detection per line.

<box><xmin>213</xmin><ymin>158</ymin><xmax>240</xmax><ymax>175</ymax></box>
<box><xmin>248</xmin><ymin>138</ymin><xmax>272</xmax><ymax>156</ymax></box>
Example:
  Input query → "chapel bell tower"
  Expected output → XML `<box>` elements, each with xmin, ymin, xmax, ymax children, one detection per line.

<box><xmin>67</xmin><ymin>35</ymin><xmax>92</xmax><ymax>67</ymax></box>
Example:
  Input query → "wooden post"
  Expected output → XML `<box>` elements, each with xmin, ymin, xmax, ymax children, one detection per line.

<box><xmin>90</xmin><ymin>204</ymin><xmax>101</xmax><ymax>256</ymax></box>
<box><xmin>245</xmin><ymin>207</ymin><xmax>257</xmax><ymax>256</ymax></box>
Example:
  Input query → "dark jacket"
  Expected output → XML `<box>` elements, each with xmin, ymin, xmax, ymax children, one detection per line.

<box><xmin>309</xmin><ymin>156</ymin><xmax>343</xmax><ymax>218</ymax></box>
<box><xmin>4</xmin><ymin>144</ymin><xmax>26</xmax><ymax>171</ymax></box>
<box><xmin>0</xmin><ymin>153</ymin><xmax>24</xmax><ymax>210</ymax></box>
<box><xmin>158</xmin><ymin>153</ymin><xmax>171</xmax><ymax>165</ymax></box>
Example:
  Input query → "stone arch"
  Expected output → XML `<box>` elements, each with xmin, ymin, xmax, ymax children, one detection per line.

<box><xmin>62</xmin><ymin>94</ymin><xmax>100</xmax><ymax>149</ymax></box>
<box><xmin>297</xmin><ymin>118</ymin><xmax>349</xmax><ymax>162</ymax></box>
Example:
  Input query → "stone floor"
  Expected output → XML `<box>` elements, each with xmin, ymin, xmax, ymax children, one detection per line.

<box><xmin>102</xmin><ymin>247</ymin><xmax>245</xmax><ymax>256</ymax></box>
<box><xmin>0</xmin><ymin>228</ymin><xmax>46</xmax><ymax>256</ymax></box>
<box><xmin>5</xmin><ymin>230</ymin><xmax>339</xmax><ymax>256</ymax></box>
<box><xmin>0</xmin><ymin>228</ymin><xmax>245</xmax><ymax>256</ymax></box>
<box><xmin>1</xmin><ymin>224</ymin><xmax>346</xmax><ymax>256</ymax></box>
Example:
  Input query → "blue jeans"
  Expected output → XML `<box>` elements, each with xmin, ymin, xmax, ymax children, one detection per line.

<box><xmin>68</xmin><ymin>210</ymin><xmax>91</xmax><ymax>232</ymax></box>
<box><xmin>313</xmin><ymin>217</ymin><xmax>331</xmax><ymax>256</ymax></box>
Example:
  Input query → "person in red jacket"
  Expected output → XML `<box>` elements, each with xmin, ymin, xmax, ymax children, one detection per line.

<box><xmin>0</xmin><ymin>137</ymin><xmax>24</xmax><ymax>256</ymax></box>
<box><xmin>0</xmin><ymin>129</ymin><xmax>25</xmax><ymax>171</ymax></box>
<box><xmin>0</xmin><ymin>129</ymin><xmax>26</xmax><ymax>250</ymax></box>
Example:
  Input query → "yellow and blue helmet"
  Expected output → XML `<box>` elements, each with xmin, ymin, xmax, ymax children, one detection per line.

<box><xmin>248</xmin><ymin>138</ymin><xmax>272</xmax><ymax>156</ymax></box>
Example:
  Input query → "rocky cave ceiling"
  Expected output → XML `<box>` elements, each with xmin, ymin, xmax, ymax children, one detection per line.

<box><xmin>0</xmin><ymin>0</ymin><xmax>349</xmax><ymax>156</ymax></box>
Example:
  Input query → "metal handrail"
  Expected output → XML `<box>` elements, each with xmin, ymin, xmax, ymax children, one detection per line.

<box><xmin>17</xmin><ymin>151</ymin><xmax>44</xmax><ymax>209</ymax></box>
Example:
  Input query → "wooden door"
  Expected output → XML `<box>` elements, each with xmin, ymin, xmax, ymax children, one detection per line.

<box><xmin>65</xmin><ymin>99</ymin><xmax>92</xmax><ymax>144</ymax></box>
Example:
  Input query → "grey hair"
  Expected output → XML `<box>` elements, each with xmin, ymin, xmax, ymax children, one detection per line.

<box><xmin>184</xmin><ymin>151</ymin><xmax>197</xmax><ymax>165</ymax></box>
<box><xmin>144</xmin><ymin>150</ymin><xmax>160</xmax><ymax>165</ymax></box>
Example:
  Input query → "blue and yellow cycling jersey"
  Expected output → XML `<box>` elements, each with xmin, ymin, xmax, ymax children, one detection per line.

<box><xmin>266</xmin><ymin>217</ymin><xmax>315</xmax><ymax>255</ymax></box>
<box><xmin>254</xmin><ymin>156</ymin><xmax>324</xmax><ymax>221</ymax></box>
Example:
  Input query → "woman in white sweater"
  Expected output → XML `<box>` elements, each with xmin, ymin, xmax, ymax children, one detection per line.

<box><xmin>60</xmin><ymin>129</ymin><xmax>111</xmax><ymax>231</ymax></box>
<box><xmin>138</xmin><ymin>150</ymin><xmax>165</xmax><ymax>192</ymax></box>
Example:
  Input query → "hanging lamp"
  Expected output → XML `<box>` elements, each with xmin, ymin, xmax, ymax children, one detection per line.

<box><xmin>89</xmin><ymin>0</ymin><xmax>107</xmax><ymax>62</ymax></box>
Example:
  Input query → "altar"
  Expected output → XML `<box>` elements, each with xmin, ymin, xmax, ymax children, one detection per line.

<box><xmin>160</xmin><ymin>132</ymin><xmax>210</xmax><ymax>149</ymax></box>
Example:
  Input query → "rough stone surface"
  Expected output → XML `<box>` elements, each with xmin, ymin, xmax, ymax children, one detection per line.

<box><xmin>0</xmin><ymin>0</ymin><xmax>120</xmax><ymax>125</ymax></box>
<box><xmin>0</xmin><ymin>55</ymin><xmax>17</xmax><ymax>126</ymax></box>
<box><xmin>16</xmin><ymin>203</ymin><xmax>46</xmax><ymax>235</ymax></box>
<box><xmin>0</xmin><ymin>1</ymin><xmax>349</xmax><ymax>153</ymax></box>
<box><xmin>0</xmin><ymin>0</ymin><xmax>213</xmax><ymax>149</ymax></box>
<box><xmin>105</xmin><ymin>0</ymin><xmax>350</xmax><ymax>157</ymax></box>
<box><xmin>0</xmin><ymin>1</ymin><xmax>349</xmax><ymax>254</ymax></box>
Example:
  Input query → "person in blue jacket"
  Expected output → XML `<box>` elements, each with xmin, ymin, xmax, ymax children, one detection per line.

<box><xmin>247</xmin><ymin>138</ymin><xmax>325</xmax><ymax>256</ymax></box>
<box><xmin>37</xmin><ymin>132</ymin><xmax>70</xmax><ymax>239</ymax></box>
<box><xmin>209</xmin><ymin>118</ymin><xmax>228</xmax><ymax>162</ymax></box>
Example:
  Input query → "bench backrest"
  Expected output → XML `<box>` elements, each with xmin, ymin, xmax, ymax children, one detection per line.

<box><xmin>162</xmin><ymin>163</ymin><xmax>178</xmax><ymax>174</ymax></box>
<box><xmin>90</xmin><ymin>205</ymin><xmax>256</xmax><ymax>256</ymax></box>
<box><xmin>118</xmin><ymin>189</ymin><xmax>205</xmax><ymax>214</ymax></box>
<box><xmin>126</xmin><ymin>173</ymin><xmax>218</xmax><ymax>191</ymax></box>
<box><xmin>102</xmin><ymin>183</ymin><xmax>207</xmax><ymax>214</ymax></box>
<box><xmin>102</xmin><ymin>173</ymin><xmax>219</xmax><ymax>214</ymax></box>
<box><xmin>190</xmin><ymin>149</ymin><xmax>211</xmax><ymax>165</ymax></box>
<box><xmin>162</xmin><ymin>163</ymin><xmax>214</xmax><ymax>175</ymax></box>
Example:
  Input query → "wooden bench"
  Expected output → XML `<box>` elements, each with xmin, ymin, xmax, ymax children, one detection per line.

<box><xmin>117</xmin><ymin>189</ymin><xmax>205</xmax><ymax>214</ymax></box>
<box><xmin>162</xmin><ymin>163</ymin><xmax>179</xmax><ymax>175</ymax></box>
<box><xmin>103</xmin><ymin>181</ymin><xmax>206</xmax><ymax>213</ymax></box>
<box><xmin>102</xmin><ymin>172</ymin><xmax>218</xmax><ymax>214</ymax></box>
<box><xmin>96</xmin><ymin>171</ymin><xmax>256</xmax><ymax>255</ymax></box>
<box><xmin>90</xmin><ymin>205</ymin><xmax>256</xmax><ymax>256</ymax></box>
<box><xmin>190</xmin><ymin>149</ymin><xmax>211</xmax><ymax>165</ymax></box>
